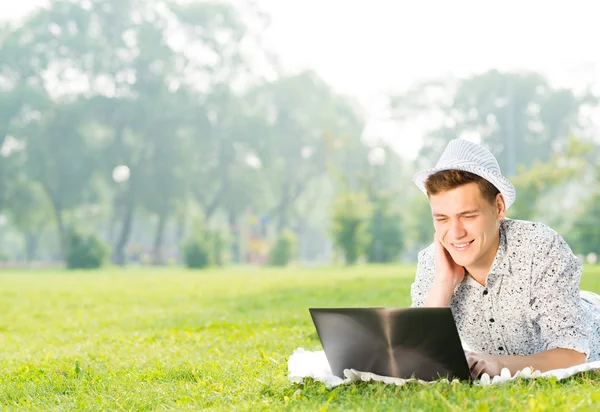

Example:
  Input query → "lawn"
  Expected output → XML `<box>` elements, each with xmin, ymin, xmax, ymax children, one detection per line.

<box><xmin>1</xmin><ymin>264</ymin><xmax>600</xmax><ymax>411</ymax></box>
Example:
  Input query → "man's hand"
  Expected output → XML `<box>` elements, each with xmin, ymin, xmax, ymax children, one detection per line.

<box><xmin>465</xmin><ymin>351</ymin><xmax>506</xmax><ymax>378</ymax></box>
<box><xmin>424</xmin><ymin>232</ymin><xmax>465</xmax><ymax>307</ymax></box>
<box><xmin>465</xmin><ymin>348</ymin><xmax>586</xmax><ymax>379</ymax></box>
<box><xmin>433</xmin><ymin>232</ymin><xmax>465</xmax><ymax>287</ymax></box>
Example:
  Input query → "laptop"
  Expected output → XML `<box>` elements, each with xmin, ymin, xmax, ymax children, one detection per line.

<box><xmin>309</xmin><ymin>307</ymin><xmax>472</xmax><ymax>382</ymax></box>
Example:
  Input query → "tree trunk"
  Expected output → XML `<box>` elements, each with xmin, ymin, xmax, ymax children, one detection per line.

<box><xmin>228</xmin><ymin>210</ymin><xmax>240</xmax><ymax>264</ymax></box>
<box><xmin>51</xmin><ymin>201</ymin><xmax>66</xmax><ymax>259</ymax></box>
<box><xmin>175</xmin><ymin>213</ymin><xmax>186</xmax><ymax>243</ymax></box>
<box><xmin>40</xmin><ymin>183</ymin><xmax>67</xmax><ymax>260</ymax></box>
<box><xmin>276</xmin><ymin>179</ymin><xmax>293</xmax><ymax>234</ymax></box>
<box><xmin>24</xmin><ymin>230</ymin><xmax>39</xmax><ymax>262</ymax></box>
<box><xmin>271</xmin><ymin>177</ymin><xmax>312</xmax><ymax>235</ymax></box>
<box><xmin>152</xmin><ymin>211</ymin><xmax>168</xmax><ymax>265</ymax></box>
<box><xmin>204</xmin><ymin>194</ymin><xmax>221</xmax><ymax>222</ymax></box>
<box><xmin>174</xmin><ymin>213</ymin><xmax>186</xmax><ymax>265</ymax></box>
<box><xmin>107</xmin><ymin>202</ymin><xmax>118</xmax><ymax>245</ymax></box>
<box><xmin>0</xmin><ymin>133</ymin><xmax>7</xmax><ymax>212</ymax></box>
<box><xmin>0</xmin><ymin>159</ymin><xmax>6</xmax><ymax>213</ymax></box>
<box><xmin>277</xmin><ymin>200</ymin><xmax>289</xmax><ymax>234</ymax></box>
<box><xmin>202</xmin><ymin>167</ymin><xmax>230</xmax><ymax>222</ymax></box>
<box><xmin>113</xmin><ymin>196</ymin><xmax>135</xmax><ymax>266</ymax></box>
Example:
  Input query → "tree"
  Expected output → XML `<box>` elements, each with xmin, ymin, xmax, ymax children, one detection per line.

<box><xmin>569</xmin><ymin>192</ymin><xmax>600</xmax><ymax>256</ymax></box>
<box><xmin>391</xmin><ymin>70</ymin><xmax>596</xmax><ymax>175</ymax></box>
<box><xmin>557</xmin><ymin>142</ymin><xmax>600</xmax><ymax>254</ymax></box>
<box><xmin>268</xmin><ymin>229</ymin><xmax>297</xmax><ymax>266</ymax></box>
<box><xmin>0</xmin><ymin>21</ymin><xmax>50</xmax><ymax>214</ymax></box>
<box><xmin>249</xmin><ymin>71</ymin><xmax>365</xmax><ymax>234</ymax></box>
<box><xmin>329</xmin><ymin>192</ymin><xmax>371</xmax><ymax>265</ymax></box>
<box><xmin>21</xmin><ymin>101</ymin><xmax>99</xmax><ymax>257</ymax></box>
<box><xmin>4</xmin><ymin>177</ymin><xmax>53</xmax><ymax>261</ymax></box>
<box><xmin>365</xmin><ymin>193</ymin><xmax>404</xmax><ymax>263</ymax></box>
<box><xmin>402</xmin><ymin>190</ymin><xmax>434</xmax><ymax>255</ymax></box>
<box><xmin>508</xmin><ymin>136</ymin><xmax>592</xmax><ymax>221</ymax></box>
<box><xmin>0</xmin><ymin>0</ymin><xmax>372</xmax><ymax>267</ymax></box>
<box><xmin>20</xmin><ymin>0</ymin><xmax>264</xmax><ymax>264</ymax></box>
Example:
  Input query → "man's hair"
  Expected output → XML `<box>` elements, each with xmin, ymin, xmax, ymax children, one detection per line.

<box><xmin>424</xmin><ymin>170</ymin><xmax>500</xmax><ymax>205</ymax></box>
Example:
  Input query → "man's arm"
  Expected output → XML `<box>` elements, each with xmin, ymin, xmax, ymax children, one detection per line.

<box><xmin>468</xmin><ymin>348</ymin><xmax>586</xmax><ymax>378</ymax></box>
<box><xmin>502</xmin><ymin>348</ymin><xmax>586</xmax><ymax>372</ymax></box>
<box><xmin>469</xmin><ymin>230</ymin><xmax>590</xmax><ymax>378</ymax></box>
<box><xmin>424</xmin><ymin>277</ymin><xmax>457</xmax><ymax>307</ymax></box>
<box><xmin>410</xmin><ymin>247</ymin><xmax>435</xmax><ymax>307</ymax></box>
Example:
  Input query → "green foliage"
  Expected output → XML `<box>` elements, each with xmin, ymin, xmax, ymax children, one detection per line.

<box><xmin>65</xmin><ymin>230</ymin><xmax>109</xmax><ymax>269</ymax></box>
<box><xmin>182</xmin><ymin>225</ymin><xmax>229</xmax><ymax>269</ymax></box>
<box><xmin>207</xmin><ymin>230</ymin><xmax>229</xmax><ymax>267</ymax></box>
<box><xmin>568</xmin><ymin>193</ymin><xmax>600</xmax><ymax>255</ymax></box>
<box><xmin>508</xmin><ymin>136</ymin><xmax>591</xmax><ymax>221</ymax></box>
<box><xmin>402</xmin><ymin>191</ymin><xmax>434</xmax><ymax>252</ymax></box>
<box><xmin>330</xmin><ymin>192</ymin><xmax>371</xmax><ymax>265</ymax></box>
<box><xmin>366</xmin><ymin>194</ymin><xmax>404</xmax><ymax>263</ymax></box>
<box><xmin>1</xmin><ymin>266</ymin><xmax>600</xmax><ymax>409</ymax></box>
<box><xmin>395</xmin><ymin>71</ymin><xmax>592</xmax><ymax>174</ymax></box>
<box><xmin>183</xmin><ymin>234</ymin><xmax>213</xmax><ymax>269</ymax></box>
<box><xmin>4</xmin><ymin>178</ymin><xmax>52</xmax><ymax>233</ymax></box>
<box><xmin>268</xmin><ymin>230</ymin><xmax>297</xmax><ymax>266</ymax></box>
<box><xmin>2</xmin><ymin>0</ymin><xmax>599</xmax><ymax>268</ymax></box>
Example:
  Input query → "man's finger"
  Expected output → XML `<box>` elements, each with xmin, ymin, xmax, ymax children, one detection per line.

<box><xmin>470</xmin><ymin>359</ymin><xmax>486</xmax><ymax>379</ymax></box>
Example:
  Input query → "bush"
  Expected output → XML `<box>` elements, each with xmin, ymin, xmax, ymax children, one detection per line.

<box><xmin>208</xmin><ymin>230</ymin><xmax>228</xmax><ymax>266</ymax></box>
<box><xmin>330</xmin><ymin>192</ymin><xmax>371</xmax><ymax>265</ymax></box>
<box><xmin>183</xmin><ymin>235</ymin><xmax>213</xmax><ymax>269</ymax></box>
<box><xmin>268</xmin><ymin>230</ymin><xmax>297</xmax><ymax>266</ymax></box>
<box><xmin>567</xmin><ymin>192</ymin><xmax>600</xmax><ymax>255</ymax></box>
<box><xmin>181</xmin><ymin>216</ymin><xmax>231</xmax><ymax>270</ymax></box>
<box><xmin>366</xmin><ymin>194</ymin><xmax>404</xmax><ymax>263</ymax></box>
<box><xmin>65</xmin><ymin>230</ymin><xmax>109</xmax><ymax>269</ymax></box>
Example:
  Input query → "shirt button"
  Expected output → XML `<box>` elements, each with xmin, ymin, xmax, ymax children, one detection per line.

<box><xmin>483</xmin><ymin>290</ymin><xmax>488</xmax><ymax>296</ymax></box>
<box><xmin>489</xmin><ymin>318</ymin><xmax>495</xmax><ymax>323</ymax></box>
<box><xmin>498</xmin><ymin>346</ymin><xmax>504</xmax><ymax>351</ymax></box>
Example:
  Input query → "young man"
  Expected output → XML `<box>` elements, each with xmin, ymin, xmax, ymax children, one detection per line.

<box><xmin>410</xmin><ymin>138</ymin><xmax>600</xmax><ymax>378</ymax></box>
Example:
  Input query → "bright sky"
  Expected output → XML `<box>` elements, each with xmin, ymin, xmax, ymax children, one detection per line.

<box><xmin>3</xmin><ymin>0</ymin><xmax>600</xmax><ymax>159</ymax></box>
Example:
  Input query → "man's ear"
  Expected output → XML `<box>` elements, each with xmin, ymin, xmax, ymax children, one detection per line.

<box><xmin>496</xmin><ymin>193</ymin><xmax>507</xmax><ymax>219</ymax></box>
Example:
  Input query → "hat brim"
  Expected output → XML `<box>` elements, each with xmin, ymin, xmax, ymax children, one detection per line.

<box><xmin>412</xmin><ymin>163</ymin><xmax>516</xmax><ymax>209</ymax></box>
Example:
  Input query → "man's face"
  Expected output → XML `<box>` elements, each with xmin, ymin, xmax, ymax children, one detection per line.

<box><xmin>429</xmin><ymin>182</ymin><xmax>505</xmax><ymax>269</ymax></box>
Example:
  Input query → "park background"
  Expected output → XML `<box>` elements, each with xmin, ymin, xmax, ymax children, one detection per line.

<box><xmin>2</xmin><ymin>0</ymin><xmax>600</xmax><ymax>410</ymax></box>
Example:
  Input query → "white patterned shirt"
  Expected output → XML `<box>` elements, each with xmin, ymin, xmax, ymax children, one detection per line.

<box><xmin>410</xmin><ymin>218</ymin><xmax>600</xmax><ymax>361</ymax></box>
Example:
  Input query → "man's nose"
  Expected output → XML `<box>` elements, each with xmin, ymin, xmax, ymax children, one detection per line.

<box><xmin>449</xmin><ymin>219</ymin><xmax>466</xmax><ymax>239</ymax></box>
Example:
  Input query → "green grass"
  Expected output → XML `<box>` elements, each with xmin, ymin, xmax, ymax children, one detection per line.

<box><xmin>1</xmin><ymin>265</ymin><xmax>600</xmax><ymax>411</ymax></box>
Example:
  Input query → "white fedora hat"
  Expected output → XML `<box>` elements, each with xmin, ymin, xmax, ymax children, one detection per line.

<box><xmin>412</xmin><ymin>139</ymin><xmax>516</xmax><ymax>209</ymax></box>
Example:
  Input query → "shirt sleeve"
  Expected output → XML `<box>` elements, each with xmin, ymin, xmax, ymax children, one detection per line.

<box><xmin>410</xmin><ymin>245</ymin><xmax>435</xmax><ymax>308</ymax></box>
<box><xmin>529</xmin><ymin>230</ymin><xmax>589</xmax><ymax>358</ymax></box>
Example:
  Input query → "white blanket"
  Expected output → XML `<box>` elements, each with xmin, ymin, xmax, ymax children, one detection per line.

<box><xmin>287</xmin><ymin>348</ymin><xmax>600</xmax><ymax>389</ymax></box>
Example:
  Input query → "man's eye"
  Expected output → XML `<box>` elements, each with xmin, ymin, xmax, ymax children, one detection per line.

<box><xmin>463</xmin><ymin>215</ymin><xmax>476</xmax><ymax>219</ymax></box>
<box><xmin>435</xmin><ymin>218</ymin><xmax>447</xmax><ymax>222</ymax></box>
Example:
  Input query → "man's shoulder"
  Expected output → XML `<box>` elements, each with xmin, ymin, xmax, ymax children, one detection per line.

<box><xmin>502</xmin><ymin>218</ymin><xmax>562</xmax><ymax>247</ymax></box>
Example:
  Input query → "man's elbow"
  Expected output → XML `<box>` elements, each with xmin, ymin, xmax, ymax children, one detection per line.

<box><xmin>553</xmin><ymin>348</ymin><xmax>587</xmax><ymax>366</ymax></box>
<box><xmin>568</xmin><ymin>349</ymin><xmax>587</xmax><ymax>365</ymax></box>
